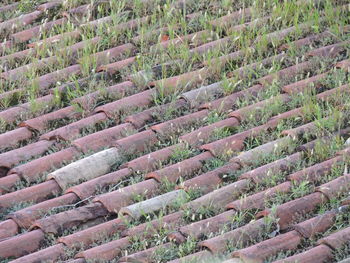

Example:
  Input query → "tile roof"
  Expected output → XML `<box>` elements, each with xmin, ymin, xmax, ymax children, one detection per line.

<box><xmin>0</xmin><ymin>0</ymin><xmax>350</xmax><ymax>262</ymax></box>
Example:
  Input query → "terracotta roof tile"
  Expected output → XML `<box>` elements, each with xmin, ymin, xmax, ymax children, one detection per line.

<box><xmin>1</xmin><ymin>1</ymin><xmax>350</xmax><ymax>262</ymax></box>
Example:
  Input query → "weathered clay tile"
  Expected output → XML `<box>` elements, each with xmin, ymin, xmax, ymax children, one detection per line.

<box><xmin>37</xmin><ymin>64</ymin><xmax>82</xmax><ymax>90</ymax></box>
<box><xmin>0</xmin><ymin>219</ymin><xmax>18</xmax><ymax>241</ymax></box>
<box><xmin>119</xmin><ymin>242</ymin><xmax>172</xmax><ymax>262</ymax></box>
<box><xmin>288</xmin><ymin>155</ymin><xmax>344</xmax><ymax>182</ymax></box>
<box><xmin>282</xmin><ymin>72</ymin><xmax>328</xmax><ymax>94</ymax></box>
<box><xmin>58</xmin><ymin>217</ymin><xmax>126</xmax><ymax>249</ymax></box>
<box><xmin>120</xmin><ymin>189</ymin><xmax>187</xmax><ymax>219</ymax></box>
<box><xmin>66</xmin><ymin>168</ymin><xmax>132</xmax><ymax>200</ymax></box>
<box><xmin>76</xmin><ymin>236</ymin><xmax>130</xmax><ymax>260</ymax></box>
<box><xmin>11</xmin><ymin>18</ymin><xmax>67</xmax><ymax>43</ymax></box>
<box><xmin>122</xmin><ymin>211</ymin><xmax>184</xmax><ymax>238</ymax></box>
<box><xmin>167</xmin><ymin>250</ymin><xmax>213</xmax><ymax>263</ymax></box>
<box><xmin>73</xmin><ymin>123</ymin><xmax>136</xmax><ymax>153</ymax></box>
<box><xmin>9</xmin><ymin>243</ymin><xmax>65</xmax><ymax>263</ymax></box>
<box><xmin>151</xmin><ymin>30</ymin><xmax>214</xmax><ymax>50</ymax></box>
<box><xmin>40</xmin><ymin>112</ymin><xmax>108</xmax><ymax>141</ymax></box>
<box><xmin>9</xmin><ymin>146</ymin><xmax>81</xmax><ymax>184</ymax></box>
<box><xmin>258</xmin><ymin>192</ymin><xmax>326</xmax><ymax>230</ymax></box>
<box><xmin>0</xmin><ymin>94</ymin><xmax>54</xmax><ymax>123</ymax></box>
<box><xmin>0</xmin><ymin>10</ymin><xmax>43</xmax><ymax>32</ymax></box>
<box><xmin>316</xmin><ymin>174</ymin><xmax>350</xmax><ymax>200</ymax></box>
<box><xmin>0</xmin><ymin>180</ymin><xmax>61</xmax><ymax>211</ymax></box>
<box><xmin>151</xmin><ymin>110</ymin><xmax>209</xmax><ymax>136</ymax></box>
<box><xmin>94</xmin><ymin>89</ymin><xmax>156</xmax><ymax>118</ymax></box>
<box><xmin>145</xmin><ymin>151</ymin><xmax>213</xmax><ymax>183</ymax></box>
<box><xmin>229</xmin><ymin>94</ymin><xmax>291</xmax><ymax>121</ymax></box>
<box><xmin>232</xmin><ymin>230</ymin><xmax>302</xmax><ymax>263</ymax></box>
<box><xmin>180</xmin><ymin>117</ymin><xmax>239</xmax><ymax>146</ymax></box>
<box><xmin>9</xmin><ymin>192</ymin><xmax>79</xmax><ymax>229</ymax></box>
<box><xmin>94</xmin><ymin>179</ymin><xmax>160</xmax><ymax>213</ymax></box>
<box><xmin>124</xmin><ymin>143</ymin><xmax>185</xmax><ymax>173</ymax></box>
<box><xmin>293</xmin><ymin>211</ymin><xmax>336</xmax><ymax>238</ymax></box>
<box><xmin>47</xmin><ymin>147</ymin><xmax>121</xmax><ymax>191</ymax></box>
<box><xmin>27</xmin><ymin>30</ymin><xmax>81</xmax><ymax>48</ymax></box>
<box><xmin>336</xmin><ymin>59</ymin><xmax>350</xmax><ymax>71</ymax></box>
<box><xmin>180</xmin><ymin>162</ymin><xmax>241</xmax><ymax>194</ymax></box>
<box><xmin>20</xmin><ymin>106</ymin><xmax>83</xmax><ymax>132</ymax></box>
<box><xmin>32</xmin><ymin>202</ymin><xmax>108</xmax><ymax>234</ymax></box>
<box><xmin>258</xmin><ymin>60</ymin><xmax>315</xmax><ymax>86</ymax></box>
<box><xmin>200</xmin><ymin>124</ymin><xmax>270</xmax><ymax>157</ymax></box>
<box><xmin>231</xmin><ymin>137</ymin><xmax>294</xmax><ymax>167</ymax></box>
<box><xmin>228</xmin><ymin>53</ymin><xmax>287</xmax><ymax>80</ymax></box>
<box><xmin>0</xmin><ymin>2</ymin><xmax>19</xmax><ymax>13</ymax></box>
<box><xmin>306</xmin><ymin>40</ymin><xmax>350</xmax><ymax>57</ymax></box>
<box><xmin>189</xmin><ymin>36</ymin><xmax>230</xmax><ymax>55</ymax></box>
<box><xmin>316</xmin><ymin>83</ymin><xmax>350</xmax><ymax>100</ymax></box>
<box><xmin>97</xmin><ymin>56</ymin><xmax>136</xmax><ymax>74</ymax></box>
<box><xmin>226</xmin><ymin>182</ymin><xmax>292</xmax><ymax>211</ymax></box>
<box><xmin>73</xmin><ymin>81</ymin><xmax>135</xmax><ymax>110</ymax></box>
<box><xmin>0</xmin><ymin>127</ymin><xmax>32</xmax><ymax>151</ymax></box>
<box><xmin>318</xmin><ymin>226</ymin><xmax>350</xmax><ymax>249</ymax></box>
<box><xmin>272</xmin><ymin>244</ymin><xmax>333</xmax><ymax>263</ymax></box>
<box><xmin>185</xmin><ymin>179</ymin><xmax>250</xmax><ymax>211</ymax></box>
<box><xmin>239</xmin><ymin>152</ymin><xmax>302</xmax><ymax>183</ymax></box>
<box><xmin>125</xmin><ymin>99</ymin><xmax>188</xmax><ymax>129</ymax></box>
<box><xmin>200</xmin><ymin>218</ymin><xmax>267</xmax><ymax>254</ymax></box>
<box><xmin>115</xmin><ymin>129</ymin><xmax>158</xmax><ymax>154</ymax></box>
<box><xmin>0</xmin><ymin>174</ymin><xmax>21</xmax><ymax>195</ymax></box>
<box><xmin>92</xmin><ymin>43</ymin><xmax>136</xmax><ymax>66</ymax></box>
<box><xmin>199</xmin><ymin>84</ymin><xmax>263</xmax><ymax>111</ymax></box>
<box><xmin>37</xmin><ymin>0</ymin><xmax>63</xmax><ymax>11</ymax></box>
<box><xmin>210</xmin><ymin>8</ymin><xmax>251</xmax><ymax>28</ymax></box>
<box><xmin>181</xmin><ymin>81</ymin><xmax>225</xmax><ymax>108</ymax></box>
<box><xmin>149</xmin><ymin>68</ymin><xmax>210</xmax><ymax>96</ymax></box>
<box><xmin>279</xmin><ymin>31</ymin><xmax>332</xmax><ymax>50</ymax></box>
<box><xmin>0</xmin><ymin>140</ymin><xmax>55</xmax><ymax>176</ymax></box>
<box><xmin>0</xmin><ymin>229</ymin><xmax>45</xmax><ymax>258</ymax></box>
<box><xmin>179</xmin><ymin>210</ymin><xmax>236</xmax><ymax>239</ymax></box>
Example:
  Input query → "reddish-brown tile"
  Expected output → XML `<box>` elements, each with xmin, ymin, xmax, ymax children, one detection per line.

<box><xmin>32</xmin><ymin>202</ymin><xmax>108</xmax><ymax>234</ymax></box>
<box><xmin>180</xmin><ymin>162</ymin><xmax>240</xmax><ymax>194</ymax></box>
<box><xmin>145</xmin><ymin>151</ymin><xmax>213</xmax><ymax>183</ymax></box>
<box><xmin>0</xmin><ymin>180</ymin><xmax>61</xmax><ymax>211</ymax></box>
<box><xmin>0</xmin><ymin>127</ymin><xmax>32</xmax><ymax>151</ymax></box>
<box><xmin>124</xmin><ymin>143</ymin><xmax>185</xmax><ymax>173</ymax></box>
<box><xmin>9</xmin><ymin>146</ymin><xmax>81</xmax><ymax>184</ymax></box>
<box><xmin>179</xmin><ymin>210</ymin><xmax>236</xmax><ymax>239</ymax></box>
<box><xmin>94</xmin><ymin>89</ymin><xmax>156</xmax><ymax>118</ymax></box>
<box><xmin>200</xmin><ymin>218</ymin><xmax>267</xmax><ymax>254</ymax></box>
<box><xmin>318</xmin><ymin>226</ymin><xmax>350</xmax><ymax>249</ymax></box>
<box><xmin>58</xmin><ymin>217</ymin><xmax>126</xmax><ymax>249</ymax></box>
<box><xmin>272</xmin><ymin>244</ymin><xmax>333</xmax><ymax>263</ymax></box>
<box><xmin>232</xmin><ymin>230</ymin><xmax>302</xmax><ymax>263</ymax></box>
<box><xmin>66</xmin><ymin>168</ymin><xmax>132</xmax><ymax>200</ymax></box>
<box><xmin>199</xmin><ymin>84</ymin><xmax>263</xmax><ymax>111</ymax></box>
<box><xmin>0</xmin><ymin>229</ymin><xmax>45</xmax><ymax>258</ymax></box>
<box><xmin>9</xmin><ymin>192</ymin><xmax>79</xmax><ymax>229</ymax></box>
<box><xmin>185</xmin><ymin>179</ymin><xmax>250</xmax><ymax>211</ymax></box>
<box><xmin>0</xmin><ymin>219</ymin><xmax>18</xmax><ymax>241</ymax></box>
<box><xmin>76</xmin><ymin>236</ymin><xmax>130</xmax><ymax>260</ymax></box>
<box><xmin>9</xmin><ymin>244</ymin><xmax>65</xmax><ymax>263</ymax></box>
<box><xmin>20</xmin><ymin>106</ymin><xmax>83</xmax><ymax>132</ymax></box>
<box><xmin>180</xmin><ymin>117</ymin><xmax>240</xmax><ymax>146</ymax></box>
<box><xmin>151</xmin><ymin>109</ymin><xmax>209</xmax><ymax>136</ymax></box>
<box><xmin>94</xmin><ymin>179</ymin><xmax>160</xmax><ymax>213</ymax></box>
<box><xmin>40</xmin><ymin>112</ymin><xmax>108</xmax><ymax>141</ymax></box>
<box><xmin>0</xmin><ymin>173</ymin><xmax>21</xmax><ymax>195</ymax></box>
<box><xmin>293</xmin><ymin>211</ymin><xmax>336</xmax><ymax>238</ymax></box>
<box><xmin>226</xmin><ymin>182</ymin><xmax>292</xmax><ymax>211</ymax></box>
<box><xmin>239</xmin><ymin>153</ymin><xmax>302</xmax><ymax>183</ymax></box>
